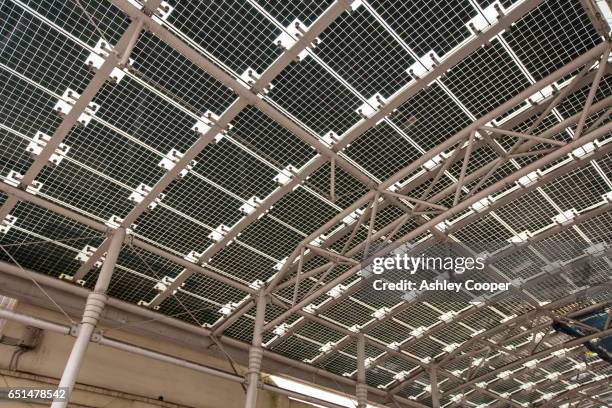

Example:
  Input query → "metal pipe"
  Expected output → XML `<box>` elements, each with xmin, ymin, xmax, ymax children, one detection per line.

<box><xmin>356</xmin><ymin>333</ymin><xmax>367</xmax><ymax>408</ymax></box>
<box><xmin>260</xmin><ymin>383</ymin><xmax>347</xmax><ymax>408</ymax></box>
<box><xmin>52</xmin><ymin>227</ymin><xmax>126</xmax><ymax>408</ymax></box>
<box><xmin>430</xmin><ymin>365</ymin><xmax>440</xmax><ymax>408</ymax></box>
<box><xmin>98</xmin><ymin>337</ymin><xmax>242</xmax><ymax>383</ymax></box>
<box><xmin>244</xmin><ymin>292</ymin><xmax>266</xmax><ymax>408</ymax></box>
<box><xmin>573</xmin><ymin>47</ymin><xmax>610</xmax><ymax>139</ymax></box>
<box><xmin>0</xmin><ymin>308</ymin><xmax>70</xmax><ymax>335</ymax></box>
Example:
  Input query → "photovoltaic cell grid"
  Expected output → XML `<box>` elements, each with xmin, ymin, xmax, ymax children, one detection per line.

<box><xmin>0</xmin><ymin>0</ymin><xmax>611</xmax><ymax>405</ymax></box>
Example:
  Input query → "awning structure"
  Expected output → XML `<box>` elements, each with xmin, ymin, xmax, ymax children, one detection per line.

<box><xmin>0</xmin><ymin>0</ymin><xmax>611</xmax><ymax>407</ymax></box>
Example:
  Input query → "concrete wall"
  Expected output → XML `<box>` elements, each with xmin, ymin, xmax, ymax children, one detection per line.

<box><xmin>0</xmin><ymin>302</ymin><xmax>312</xmax><ymax>408</ymax></box>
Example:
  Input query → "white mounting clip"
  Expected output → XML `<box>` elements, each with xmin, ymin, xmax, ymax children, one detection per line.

<box><xmin>239</xmin><ymin>68</ymin><xmax>274</xmax><ymax>93</ymax></box>
<box><xmin>443</xmin><ymin>343</ymin><xmax>460</xmax><ymax>353</ymax></box>
<box><xmin>410</xmin><ymin>326</ymin><xmax>427</xmax><ymax>338</ymax></box>
<box><xmin>249</xmin><ymin>279</ymin><xmax>264</xmax><ymax>290</ymax></box>
<box><xmin>321</xmin><ymin>131</ymin><xmax>339</xmax><ymax>147</ymax></box>
<box><xmin>439</xmin><ymin>310</ymin><xmax>457</xmax><ymax>323</ymax></box>
<box><xmin>273</xmin><ymin>322</ymin><xmax>290</xmax><ymax>336</ymax></box>
<box><xmin>152</xmin><ymin>1</ymin><xmax>174</xmax><ymax>23</ymax></box>
<box><xmin>153</xmin><ymin>275</ymin><xmax>182</xmax><ymax>294</ymax></box>
<box><xmin>466</xmin><ymin>1</ymin><xmax>504</xmax><ymax>34</ymax></box>
<box><xmin>208</xmin><ymin>224</ymin><xmax>230</xmax><ymax>242</ymax></box>
<box><xmin>552</xmin><ymin>209</ymin><xmax>577</xmax><ymax>226</ymax></box>
<box><xmin>27</xmin><ymin>131</ymin><xmax>70</xmax><ymax>166</ymax></box>
<box><xmin>342</xmin><ymin>208</ymin><xmax>364</xmax><ymax>225</ymax></box>
<box><xmin>273</xmin><ymin>19</ymin><xmax>320</xmax><ymax>61</ymax></box>
<box><xmin>85</xmin><ymin>38</ymin><xmax>131</xmax><ymax>82</ymax></box>
<box><xmin>407</xmin><ymin>51</ymin><xmax>441</xmax><ymax>80</ymax></box>
<box><xmin>191</xmin><ymin>110</ymin><xmax>230</xmax><ymax>143</ymax></box>
<box><xmin>516</xmin><ymin>170</ymin><xmax>541</xmax><ymax>188</ymax></box>
<box><xmin>218</xmin><ymin>302</ymin><xmax>240</xmax><ymax>316</ymax></box>
<box><xmin>75</xmin><ymin>245</ymin><xmax>105</xmax><ymax>268</ymax></box>
<box><xmin>105</xmin><ymin>215</ymin><xmax>135</xmax><ymax>234</ymax></box>
<box><xmin>470</xmin><ymin>196</ymin><xmax>493</xmax><ymax>213</ymax></box>
<box><xmin>422</xmin><ymin>153</ymin><xmax>445</xmax><ymax>171</ymax></box>
<box><xmin>327</xmin><ymin>284</ymin><xmax>347</xmax><ymax>299</ymax></box>
<box><xmin>53</xmin><ymin>89</ymin><xmax>99</xmax><ymax>127</ymax></box>
<box><xmin>158</xmin><ymin>148</ymin><xmax>197</xmax><ymax>178</ymax></box>
<box><xmin>303</xmin><ymin>303</ymin><xmax>319</xmax><ymax>314</ymax></box>
<box><xmin>128</xmin><ymin>183</ymin><xmax>166</xmax><ymax>211</ymax></box>
<box><xmin>0</xmin><ymin>215</ymin><xmax>17</xmax><ymax>234</ymax></box>
<box><xmin>569</xmin><ymin>141</ymin><xmax>599</xmax><ymax>160</ymax></box>
<box><xmin>356</xmin><ymin>93</ymin><xmax>387</xmax><ymax>120</ymax></box>
<box><xmin>239</xmin><ymin>196</ymin><xmax>262</xmax><ymax>215</ymax></box>
<box><xmin>3</xmin><ymin>170</ymin><xmax>43</xmax><ymax>195</ymax></box>
<box><xmin>273</xmin><ymin>165</ymin><xmax>299</xmax><ymax>186</ymax></box>
<box><xmin>184</xmin><ymin>250</ymin><xmax>203</xmax><ymax>264</ymax></box>
<box><xmin>371</xmin><ymin>306</ymin><xmax>391</xmax><ymax>320</ymax></box>
<box><xmin>320</xmin><ymin>342</ymin><xmax>336</xmax><ymax>354</ymax></box>
<box><xmin>508</xmin><ymin>230</ymin><xmax>532</xmax><ymax>245</ymax></box>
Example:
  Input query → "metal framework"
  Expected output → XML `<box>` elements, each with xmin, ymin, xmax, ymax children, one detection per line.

<box><xmin>0</xmin><ymin>0</ymin><xmax>611</xmax><ymax>407</ymax></box>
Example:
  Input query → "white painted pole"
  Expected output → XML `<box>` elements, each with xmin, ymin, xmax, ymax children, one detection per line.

<box><xmin>356</xmin><ymin>333</ymin><xmax>367</xmax><ymax>408</ymax></box>
<box><xmin>51</xmin><ymin>227</ymin><xmax>125</xmax><ymax>408</ymax></box>
<box><xmin>244</xmin><ymin>291</ymin><xmax>266</xmax><ymax>408</ymax></box>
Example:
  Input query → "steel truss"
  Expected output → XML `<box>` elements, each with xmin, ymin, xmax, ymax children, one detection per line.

<box><xmin>262</xmin><ymin>43</ymin><xmax>611</xmax><ymax>333</ymax></box>
<box><xmin>101</xmin><ymin>0</ymin><xmax>544</xmax><ymax>316</ymax></box>
<box><xmin>256</xmin><ymin>43</ymin><xmax>612</xmax><ymax>405</ymax></box>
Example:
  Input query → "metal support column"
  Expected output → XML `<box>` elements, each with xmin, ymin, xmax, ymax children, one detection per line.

<box><xmin>244</xmin><ymin>290</ymin><xmax>267</xmax><ymax>408</ymax></box>
<box><xmin>356</xmin><ymin>333</ymin><xmax>367</xmax><ymax>408</ymax></box>
<box><xmin>51</xmin><ymin>227</ymin><xmax>126</xmax><ymax>408</ymax></box>
<box><xmin>430</xmin><ymin>365</ymin><xmax>440</xmax><ymax>408</ymax></box>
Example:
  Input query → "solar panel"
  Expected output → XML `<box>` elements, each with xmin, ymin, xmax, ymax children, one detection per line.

<box><xmin>0</xmin><ymin>0</ymin><xmax>611</xmax><ymax>406</ymax></box>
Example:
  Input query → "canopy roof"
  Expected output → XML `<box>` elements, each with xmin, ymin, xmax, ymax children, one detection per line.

<box><xmin>0</xmin><ymin>0</ymin><xmax>611</xmax><ymax>406</ymax></box>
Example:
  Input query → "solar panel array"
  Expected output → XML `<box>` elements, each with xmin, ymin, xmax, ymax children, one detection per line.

<box><xmin>0</xmin><ymin>0</ymin><xmax>611</xmax><ymax>406</ymax></box>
